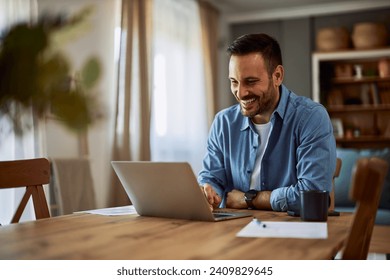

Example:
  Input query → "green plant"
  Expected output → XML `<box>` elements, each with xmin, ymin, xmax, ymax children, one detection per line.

<box><xmin>0</xmin><ymin>7</ymin><xmax>102</xmax><ymax>135</ymax></box>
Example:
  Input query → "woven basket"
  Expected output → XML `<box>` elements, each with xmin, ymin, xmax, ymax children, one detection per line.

<box><xmin>352</xmin><ymin>22</ymin><xmax>388</xmax><ymax>49</ymax></box>
<box><xmin>316</xmin><ymin>27</ymin><xmax>350</xmax><ymax>51</ymax></box>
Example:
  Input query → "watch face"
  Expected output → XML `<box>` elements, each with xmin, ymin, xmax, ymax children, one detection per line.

<box><xmin>245</xmin><ymin>190</ymin><xmax>258</xmax><ymax>200</ymax></box>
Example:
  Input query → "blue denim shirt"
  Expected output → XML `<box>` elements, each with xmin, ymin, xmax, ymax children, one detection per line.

<box><xmin>198</xmin><ymin>85</ymin><xmax>336</xmax><ymax>212</ymax></box>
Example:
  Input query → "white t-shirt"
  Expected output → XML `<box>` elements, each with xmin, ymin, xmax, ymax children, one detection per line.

<box><xmin>250</xmin><ymin>121</ymin><xmax>272</xmax><ymax>190</ymax></box>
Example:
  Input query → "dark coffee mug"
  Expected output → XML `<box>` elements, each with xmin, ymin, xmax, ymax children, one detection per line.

<box><xmin>300</xmin><ymin>190</ymin><xmax>329</xmax><ymax>222</ymax></box>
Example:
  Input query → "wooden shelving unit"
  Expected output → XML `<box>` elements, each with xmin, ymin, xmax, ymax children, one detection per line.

<box><xmin>312</xmin><ymin>48</ymin><xmax>390</xmax><ymax>149</ymax></box>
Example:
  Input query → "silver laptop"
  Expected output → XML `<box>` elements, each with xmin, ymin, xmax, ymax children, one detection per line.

<box><xmin>111</xmin><ymin>161</ymin><xmax>252</xmax><ymax>222</ymax></box>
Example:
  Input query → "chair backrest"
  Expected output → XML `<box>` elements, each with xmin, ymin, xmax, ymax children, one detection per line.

<box><xmin>342</xmin><ymin>157</ymin><xmax>389</xmax><ymax>260</ymax></box>
<box><xmin>0</xmin><ymin>158</ymin><xmax>51</xmax><ymax>223</ymax></box>
<box><xmin>329</xmin><ymin>157</ymin><xmax>342</xmax><ymax>213</ymax></box>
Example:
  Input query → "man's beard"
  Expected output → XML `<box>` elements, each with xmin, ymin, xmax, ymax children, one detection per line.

<box><xmin>240</xmin><ymin>85</ymin><xmax>275</xmax><ymax>118</ymax></box>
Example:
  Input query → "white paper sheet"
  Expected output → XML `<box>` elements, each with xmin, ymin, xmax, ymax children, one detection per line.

<box><xmin>77</xmin><ymin>205</ymin><xmax>138</xmax><ymax>216</ymax></box>
<box><xmin>237</xmin><ymin>219</ymin><xmax>328</xmax><ymax>239</ymax></box>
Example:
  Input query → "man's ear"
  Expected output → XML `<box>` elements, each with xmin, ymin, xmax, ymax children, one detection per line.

<box><xmin>273</xmin><ymin>65</ymin><xmax>284</xmax><ymax>86</ymax></box>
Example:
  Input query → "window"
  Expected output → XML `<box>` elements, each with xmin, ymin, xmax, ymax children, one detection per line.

<box><xmin>151</xmin><ymin>0</ymin><xmax>208</xmax><ymax>174</ymax></box>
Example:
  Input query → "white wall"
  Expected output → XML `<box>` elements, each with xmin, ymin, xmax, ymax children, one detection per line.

<box><xmin>38</xmin><ymin>0</ymin><xmax>121</xmax><ymax>208</ymax></box>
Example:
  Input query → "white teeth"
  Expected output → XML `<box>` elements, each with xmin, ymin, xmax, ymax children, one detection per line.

<box><xmin>242</xmin><ymin>98</ymin><xmax>256</xmax><ymax>105</ymax></box>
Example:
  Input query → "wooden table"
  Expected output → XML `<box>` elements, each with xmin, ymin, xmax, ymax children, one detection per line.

<box><xmin>0</xmin><ymin>210</ymin><xmax>353</xmax><ymax>260</ymax></box>
<box><xmin>370</xmin><ymin>225</ymin><xmax>390</xmax><ymax>255</ymax></box>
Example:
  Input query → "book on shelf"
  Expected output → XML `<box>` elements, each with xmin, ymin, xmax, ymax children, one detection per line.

<box><xmin>360</xmin><ymin>83</ymin><xmax>371</xmax><ymax>105</ymax></box>
<box><xmin>327</xmin><ymin>89</ymin><xmax>343</xmax><ymax>107</ymax></box>
<box><xmin>369</xmin><ymin>83</ymin><xmax>380</xmax><ymax>105</ymax></box>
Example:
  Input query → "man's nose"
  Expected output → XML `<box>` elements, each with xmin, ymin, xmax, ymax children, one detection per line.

<box><xmin>236</xmin><ymin>85</ymin><xmax>250</xmax><ymax>99</ymax></box>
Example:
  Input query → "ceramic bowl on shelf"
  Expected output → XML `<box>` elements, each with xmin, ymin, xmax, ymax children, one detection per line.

<box><xmin>378</xmin><ymin>58</ymin><xmax>390</xmax><ymax>78</ymax></box>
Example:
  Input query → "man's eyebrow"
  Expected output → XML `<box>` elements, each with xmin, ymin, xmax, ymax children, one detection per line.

<box><xmin>245</xmin><ymin>77</ymin><xmax>260</xmax><ymax>81</ymax></box>
<box><xmin>229</xmin><ymin>76</ymin><xmax>260</xmax><ymax>81</ymax></box>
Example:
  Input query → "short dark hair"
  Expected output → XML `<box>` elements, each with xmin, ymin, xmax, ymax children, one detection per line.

<box><xmin>227</xmin><ymin>33</ymin><xmax>283</xmax><ymax>77</ymax></box>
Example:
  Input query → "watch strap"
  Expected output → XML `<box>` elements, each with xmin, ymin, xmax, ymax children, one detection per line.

<box><xmin>246</xmin><ymin>198</ymin><xmax>255</xmax><ymax>209</ymax></box>
<box><xmin>245</xmin><ymin>190</ymin><xmax>258</xmax><ymax>209</ymax></box>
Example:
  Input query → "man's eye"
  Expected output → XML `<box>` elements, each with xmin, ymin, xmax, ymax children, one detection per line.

<box><xmin>247</xmin><ymin>80</ymin><xmax>257</xmax><ymax>85</ymax></box>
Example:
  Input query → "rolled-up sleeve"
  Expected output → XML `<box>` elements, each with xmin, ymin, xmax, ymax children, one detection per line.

<box><xmin>198</xmin><ymin>115</ymin><xmax>226</xmax><ymax>198</ymax></box>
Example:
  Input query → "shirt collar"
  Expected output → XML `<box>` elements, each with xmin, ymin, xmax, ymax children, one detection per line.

<box><xmin>240</xmin><ymin>84</ymin><xmax>289</xmax><ymax>131</ymax></box>
<box><xmin>273</xmin><ymin>84</ymin><xmax>289</xmax><ymax>121</ymax></box>
<box><xmin>240</xmin><ymin>116</ymin><xmax>251</xmax><ymax>131</ymax></box>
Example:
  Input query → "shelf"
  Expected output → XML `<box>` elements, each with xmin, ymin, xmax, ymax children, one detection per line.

<box><xmin>336</xmin><ymin>136</ymin><xmax>390</xmax><ymax>143</ymax></box>
<box><xmin>328</xmin><ymin>104</ymin><xmax>390</xmax><ymax>113</ymax></box>
<box><xmin>336</xmin><ymin>136</ymin><xmax>390</xmax><ymax>149</ymax></box>
<box><xmin>313</xmin><ymin>48</ymin><xmax>390</xmax><ymax>61</ymax></box>
<box><xmin>332</xmin><ymin>76</ymin><xmax>390</xmax><ymax>84</ymax></box>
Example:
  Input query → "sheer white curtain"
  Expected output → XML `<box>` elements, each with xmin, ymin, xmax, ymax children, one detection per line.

<box><xmin>109</xmin><ymin>0</ymin><xmax>152</xmax><ymax>206</ymax></box>
<box><xmin>151</xmin><ymin>0</ymin><xmax>208</xmax><ymax>174</ymax></box>
<box><xmin>0</xmin><ymin>0</ymin><xmax>41</xmax><ymax>225</ymax></box>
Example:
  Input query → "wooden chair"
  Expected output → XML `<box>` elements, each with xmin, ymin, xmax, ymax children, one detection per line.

<box><xmin>329</xmin><ymin>157</ymin><xmax>342</xmax><ymax>214</ymax></box>
<box><xmin>342</xmin><ymin>157</ymin><xmax>389</xmax><ymax>260</ymax></box>
<box><xmin>0</xmin><ymin>158</ymin><xmax>51</xmax><ymax>223</ymax></box>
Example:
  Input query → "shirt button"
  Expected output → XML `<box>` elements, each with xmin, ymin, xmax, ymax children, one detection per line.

<box><xmin>247</xmin><ymin>170</ymin><xmax>251</xmax><ymax>174</ymax></box>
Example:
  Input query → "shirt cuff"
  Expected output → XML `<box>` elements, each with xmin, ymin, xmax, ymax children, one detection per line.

<box><xmin>270</xmin><ymin>188</ymin><xmax>288</xmax><ymax>211</ymax></box>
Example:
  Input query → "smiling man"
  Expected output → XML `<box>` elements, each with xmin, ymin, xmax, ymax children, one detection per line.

<box><xmin>198</xmin><ymin>33</ymin><xmax>336</xmax><ymax>213</ymax></box>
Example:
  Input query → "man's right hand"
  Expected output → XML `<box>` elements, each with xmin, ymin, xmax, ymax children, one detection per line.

<box><xmin>201</xmin><ymin>183</ymin><xmax>222</xmax><ymax>211</ymax></box>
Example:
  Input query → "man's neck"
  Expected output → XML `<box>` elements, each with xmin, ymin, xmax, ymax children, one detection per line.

<box><xmin>251</xmin><ymin>114</ymin><xmax>271</xmax><ymax>124</ymax></box>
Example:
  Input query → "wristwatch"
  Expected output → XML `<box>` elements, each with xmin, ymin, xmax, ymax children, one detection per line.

<box><xmin>244</xmin><ymin>189</ymin><xmax>259</xmax><ymax>209</ymax></box>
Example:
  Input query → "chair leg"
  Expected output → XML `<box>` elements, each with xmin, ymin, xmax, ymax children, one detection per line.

<box><xmin>31</xmin><ymin>185</ymin><xmax>50</xmax><ymax>219</ymax></box>
<box><xmin>11</xmin><ymin>187</ymin><xmax>34</xmax><ymax>223</ymax></box>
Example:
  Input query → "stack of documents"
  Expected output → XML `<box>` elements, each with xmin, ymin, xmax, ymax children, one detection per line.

<box><xmin>78</xmin><ymin>205</ymin><xmax>137</xmax><ymax>216</ymax></box>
